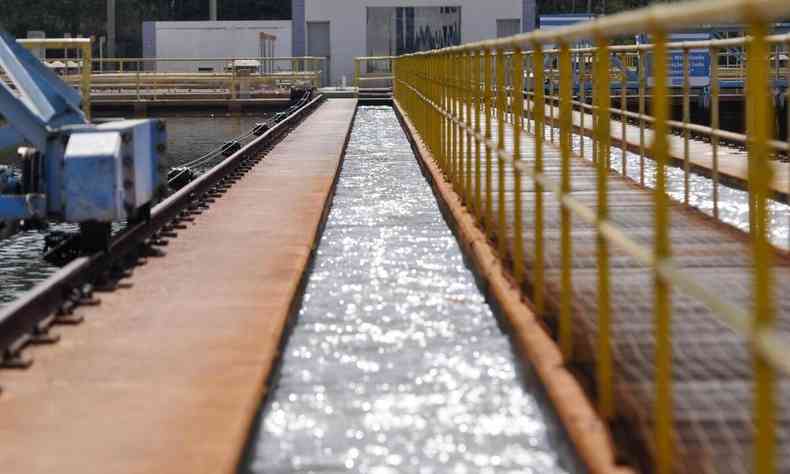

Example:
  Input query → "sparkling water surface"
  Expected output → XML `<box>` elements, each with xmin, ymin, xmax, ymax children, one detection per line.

<box><xmin>244</xmin><ymin>107</ymin><xmax>582</xmax><ymax>474</ymax></box>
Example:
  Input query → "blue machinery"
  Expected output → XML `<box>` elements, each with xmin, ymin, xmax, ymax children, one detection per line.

<box><xmin>0</xmin><ymin>31</ymin><xmax>165</xmax><ymax>247</ymax></box>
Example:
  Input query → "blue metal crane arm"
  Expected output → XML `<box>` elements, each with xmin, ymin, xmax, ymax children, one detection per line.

<box><xmin>0</xmin><ymin>31</ymin><xmax>85</xmax><ymax>124</ymax></box>
<box><xmin>0</xmin><ymin>81</ymin><xmax>49</xmax><ymax>150</ymax></box>
<box><xmin>0</xmin><ymin>125</ymin><xmax>24</xmax><ymax>153</ymax></box>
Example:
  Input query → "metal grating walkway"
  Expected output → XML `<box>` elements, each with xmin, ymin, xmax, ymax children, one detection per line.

<box><xmin>471</xmin><ymin>114</ymin><xmax>790</xmax><ymax>474</ymax></box>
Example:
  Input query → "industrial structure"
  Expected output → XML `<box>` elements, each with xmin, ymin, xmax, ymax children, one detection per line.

<box><xmin>3</xmin><ymin>1</ymin><xmax>790</xmax><ymax>474</ymax></box>
<box><xmin>142</xmin><ymin>20</ymin><xmax>292</xmax><ymax>73</ymax></box>
<box><xmin>292</xmin><ymin>0</ymin><xmax>528</xmax><ymax>85</ymax></box>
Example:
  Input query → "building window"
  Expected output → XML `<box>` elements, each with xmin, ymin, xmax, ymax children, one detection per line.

<box><xmin>367</xmin><ymin>6</ymin><xmax>462</xmax><ymax>59</ymax></box>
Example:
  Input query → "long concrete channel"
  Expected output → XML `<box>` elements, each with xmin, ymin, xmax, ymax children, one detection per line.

<box><xmin>0</xmin><ymin>101</ymin><xmax>582</xmax><ymax>473</ymax></box>
<box><xmin>242</xmin><ymin>106</ymin><xmax>581</xmax><ymax>473</ymax></box>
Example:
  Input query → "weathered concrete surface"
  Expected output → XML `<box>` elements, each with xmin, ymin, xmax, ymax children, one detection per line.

<box><xmin>0</xmin><ymin>99</ymin><xmax>356</xmax><ymax>474</ymax></box>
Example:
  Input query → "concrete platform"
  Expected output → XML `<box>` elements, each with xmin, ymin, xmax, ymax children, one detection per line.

<box><xmin>0</xmin><ymin>99</ymin><xmax>357</xmax><ymax>473</ymax></box>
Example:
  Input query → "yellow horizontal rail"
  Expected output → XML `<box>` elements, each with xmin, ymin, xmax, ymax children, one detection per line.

<box><xmin>18</xmin><ymin>38</ymin><xmax>91</xmax><ymax>49</ymax></box>
<box><xmin>354</xmin><ymin>56</ymin><xmax>395</xmax><ymax>89</ymax></box>
<box><xmin>85</xmin><ymin>56</ymin><xmax>325</xmax><ymax>62</ymax></box>
<box><xmin>389</xmin><ymin>1</ymin><xmax>790</xmax><ymax>473</ymax></box>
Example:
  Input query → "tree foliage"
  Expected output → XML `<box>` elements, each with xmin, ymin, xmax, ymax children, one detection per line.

<box><xmin>0</xmin><ymin>0</ymin><xmax>661</xmax><ymax>56</ymax></box>
<box><xmin>0</xmin><ymin>0</ymin><xmax>290</xmax><ymax>55</ymax></box>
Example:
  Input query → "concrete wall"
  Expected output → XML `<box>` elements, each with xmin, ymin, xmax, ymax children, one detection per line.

<box><xmin>304</xmin><ymin>0</ymin><xmax>521</xmax><ymax>86</ymax></box>
<box><xmin>143</xmin><ymin>20</ymin><xmax>292</xmax><ymax>72</ymax></box>
<box><xmin>292</xmin><ymin>0</ymin><xmax>306</xmax><ymax>57</ymax></box>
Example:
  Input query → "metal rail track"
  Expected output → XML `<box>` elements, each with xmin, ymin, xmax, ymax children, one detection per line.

<box><xmin>0</xmin><ymin>93</ymin><xmax>324</xmax><ymax>376</ymax></box>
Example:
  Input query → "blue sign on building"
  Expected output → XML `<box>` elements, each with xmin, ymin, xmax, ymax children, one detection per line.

<box><xmin>648</xmin><ymin>32</ymin><xmax>711</xmax><ymax>88</ymax></box>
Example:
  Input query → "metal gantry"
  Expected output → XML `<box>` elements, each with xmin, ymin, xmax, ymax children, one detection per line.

<box><xmin>0</xmin><ymin>31</ymin><xmax>165</xmax><ymax>246</ymax></box>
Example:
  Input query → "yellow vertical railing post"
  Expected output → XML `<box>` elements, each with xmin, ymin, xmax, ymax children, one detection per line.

<box><xmin>559</xmin><ymin>42</ymin><xmax>574</xmax><ymax>360</ymax></box>
<box><xmin>683</xmin><ymin>47</ymin><xmax>691</xmax><ymax>205</ymax></box>
<box><xmin>711</xmin><ymin>46</ymin><xmax>721</xmax><ymax>220</ymax></box>
<box><xmin>533</xmin><ymin>42</ymin><xmax>546</xmax><ymax>316</ymax></box>
<box><xmin>451</xmin><ymin>54</ymin><xmax>458</xmax><ymax>188</ymax></box>
<box><xmin>513</xmin><ymin>48</ymin><xmax>525</xmax><ymax>285</ymax></box>
<box><xmin>136</xmin><ymin>60</ymin><xmax>141</xmax><ymax>100</ymax></box>
<box><xmin>474</xmin><ymin>51</ymin><xmax>483</xmax><ymax>218</ymax></box>
<box><xmin>230</xmin><ymin>59</ymin><xmax>237</xmax><ymax>100</ymax></box>
<box><xmin>447</xmin><ymin>53</ymin><xmax>458</xmax><ymax>190</ymax></box>
<box><xmin>496</xmin><ymin>49</ymin><xmax>507</xmax><ymax>256</ymax></box>
<box><xmin>425</xmin><ymin>56</ymin><xmax>431</xmax><ymax>151</ymax></box>
<box><xmin>447</xmin><ymin>53</ymin><xmax>452</xmax><ymax>177</ymax></box>
<box><xmin>422</xmin><ymin>57</ymin><xmax>428</xmax><ymax>147</ymax></box>
<box><xmin>434</xmin><ymin>54</ymin><xmax>441</xmax><ymax>159</ymax></box>
<box><xmin>652</xmin><ymin>28</ymin><xmax>674</xmax><ymax>474</ymax></box>
<box><xmin>448</xmin><ymin>54</ymin><xmax>456</xmax><ymax>167</ymax></box>
<box><xmin>425</xmin><ymin>57</ymin><xmax>430</xmax><ymax>142</ymax></box>
<box><xmin>638</xmin><ymin>49</ymin><xmax>646</xmax><ymax>186</ymax></box>
<box><xmin>457</xmin><ymin>52</ymin><xmax>464</xmax><ymax>191</ymax></box>
<box><xmin>594</xmin><ymin>36</ymin><xmax>613</xmax><ymax>420</ymax></box>
<box><xmin>80</xmin><ymin>42</ymin><xmax>92</xmax><ymax>120</ymax></box>
<box><xmin>580</xmin><ymin>52</ymin><xmax>587</xmax><ymax>159</ymax></box>
<box><xmin>446</xmin><ymin>53</ymin><xmax>451</xmax><ymax>176</ymax></box>
<box><xmin>440</xmin><ymin>54</ymin><xmax>447</xmax><ymax>174</ymax></box>
<box><xmin>526</xmin><ymin>52</ymin><xmax>533</xmax><ymax>136</ymax></box>
<box><xmin>549</xmin><ymin>56</ymin><xmax>556</xmax><ymax>144</ymax></box>
<box><xmin>435</xmin><ymin>55</ymin><xmax>441</xmax><ymax>157</ymax></box>
<box><xmin>620</xmin><ymin>52</ymin><xmax>628</xmax><ymax>176</ymax></box>
<box><xmin>485</xmin><ymin>50</ymin><xmax>494</xmax><ymax>233</ymax></box>
<box><xmin>354</xmin><ymin>59</ymin><xmax>360</xmax><ymax>89</ymax></box>
<box><xmin>465</xmin><ymin>52</ymin><xmax>473</xmax><ymax>204</ymax></box>
<box><xmin>592</xmin><ymin>51</ymin><xmax>598</xmax><ymax>165</ymax></box>
<box><xmin>748</xmin><ymin>19</ymin><xmax>776</xmax><ymax>474</ymax></box>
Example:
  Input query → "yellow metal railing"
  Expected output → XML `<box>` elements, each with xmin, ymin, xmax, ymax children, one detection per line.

<box><xmin>82</xmin><ymin>56</ymin><xmax>325</xmax><ymax>76</ymax></box>
<box><xmin>354</xmin><ymin>56</ymin><xmax>395</xmax><ymax>90</ymax></box>
<box><xmin>391</xmin><ymin>1</ymin><xmax>790</xmax><ymax>473</ymax></box>
<box><xmin>17</xmin><ymin>38</ymin><xmax>92</xmax><ymax>120</ymax></box>
<box><xmin>515</xmin><ymin>33</ymin><xmax>790</xmax><ymax>219</ymax></box>
<box><xmin>27</xmin><ymin>56</ymin><xmax>325</xmax><ymax>101</ymax></box>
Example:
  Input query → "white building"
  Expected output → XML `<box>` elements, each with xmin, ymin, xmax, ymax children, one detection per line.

<box><xmin>292</xmin><ymin>0</ymin><xmax>528</xmax><ymax>86</ymax></box>
<box><xmin>142</xmin><ymin>20</ymin><xmax>292</xmax><ymax>73</ymax></box>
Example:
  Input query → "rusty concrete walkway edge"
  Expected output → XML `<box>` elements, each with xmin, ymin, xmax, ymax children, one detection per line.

<box><xmin>0</xmin><ymin>99</ymin><xmax>357</xmax><ymax>474</ymax></box>
<box><xmin>393</xmin><ymin>99</ymin><xmax>633</xmax><ymax>474</ymax></box>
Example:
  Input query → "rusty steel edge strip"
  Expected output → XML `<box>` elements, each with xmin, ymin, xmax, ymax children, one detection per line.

<box><xmin>392</xmin><ymin>99</ymin><xmax>633</xmax><ymax>474</ymax></box>
<box><xmin>232</xmin><ymin>101</ymin><xmax>359</xmax><ymax>472</ymax></box>
<box><xmin>0</xmin><ymin>93</ymin><xmax>325</xmax><ymax>359</ymax></box>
